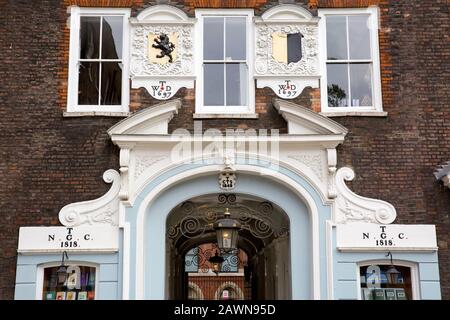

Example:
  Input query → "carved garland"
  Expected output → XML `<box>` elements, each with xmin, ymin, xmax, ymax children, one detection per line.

<box><xmin>255</xmin><ymin>24</ymin><xmax>319</xmax><ymax>76</ymax></box>
<box><xmin>131</xmin><ymin>25</ymin><xmax>194</xmax><ymax>77</ymax></box>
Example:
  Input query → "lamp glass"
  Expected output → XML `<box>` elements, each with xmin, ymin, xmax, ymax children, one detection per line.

<box><xmin>386</xmin><ymin>265</ymin><xmax>402</xmax><ymax>284</ymax></box>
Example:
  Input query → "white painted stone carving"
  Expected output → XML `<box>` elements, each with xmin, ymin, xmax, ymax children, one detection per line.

<box><xmin>130</xmin><ymin>5</ymin><xmax>195</xmax><ymax>99</ymax></box>
<box><xmin>334</xmin><ymin>167</ymin><xmax>397</xmax><ymax>224</ymax></box>
<box><xmin>255</xmin><ymin>24</ymin><xmax>319</xmax><ymax>77</ymax></box>
<box><xmin>288</xmin><ymin>154</ymin><xmax>324</xmax><ymax>182</ymax></box>
<box><xmin>254</xmin><ymin>5</ymin><xmax>320</xmax><ymax>98</ymax></box>
<box><xmin>59</xmin><ymin>169</ymin><xmax>120</xmax><ymax>227</ymax></box>
<box><xmin>131</xmin><ymin>24</ymin><xmax>194</xmax><ymax>77</ymax></box>
<box><xmin>134</xmin><ymin>155</ymin><xmax>169</xmax><ymax>179</ymax></box>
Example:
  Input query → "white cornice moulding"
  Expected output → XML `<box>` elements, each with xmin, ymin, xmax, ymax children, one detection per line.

<box><xmin>108</xmin><ymin>99</ymin><xmax>181</xmax><ymax>136</ymax></box>
<box><xmin>273</xmin><ymin>99</ymin><xmax>348</xmax><ymax>136</ymax></box>
<box><xmin>59</xmin><ymin>170</ymin><xmax>121</xmax><ymax>227</ymax></box>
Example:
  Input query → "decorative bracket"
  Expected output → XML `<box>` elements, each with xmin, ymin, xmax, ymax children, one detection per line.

<box><xmin>334</xmin><ymin>167</ymin><xmax>397</xmax><ymax>224</ymax></box>
<box><xmin>59</xmin><ymin>169</ymin><xmax>121</xmax><ymax>227</ymax></box>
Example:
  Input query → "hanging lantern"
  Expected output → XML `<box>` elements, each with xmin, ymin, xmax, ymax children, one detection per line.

<box><xmin>208</xmin><ymin>250</ymin><xmax>225</xmax><ymax>275</ymax></box>
<box><xmin>385</xmin><ymin>251</ymin><xmax>402</xmax><ymax>284</ymax></box>
<box><xmin>213</xmin><ymin>208</ymin><xmax>241</xmax><ymax>252</ymax></box>
<box><xmin>386</xmin><ymin>265</ymin><xmax>402</xmax><ymax>284</ymax></box>
<box><xmin>56</xmin><ymin>251</ymin><xmax>69</xmax><ymax>284</ymax></box>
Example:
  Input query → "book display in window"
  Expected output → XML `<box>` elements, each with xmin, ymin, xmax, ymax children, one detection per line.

<box><xmin>359</xmin><ymin>265</ymin><xmax>413</xmax><ymax>300</ymax></box>
<box><xmin>42</xmin><ymin>265</ymin><xmax>96</xmax><ymax>300</ymax></box>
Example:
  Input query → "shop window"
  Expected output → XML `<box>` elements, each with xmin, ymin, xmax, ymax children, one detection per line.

<box><xmin>359</xmin><ymin>264</ymin><xmax>413</xmax><ymax>300</ymax></box>
<box><xmin>42</xmin><ymin>265</ymin><xmax>97</xmax><ymax>300</ymax></box>
<box><xmin>318</xmin><ymin>8</ymin><xmax>383</xmax><ymax>113</ymax></box>
<box><xmin>67</xmin><ymin>7</ymin><xmax>130</xmax><ymax>113</ymax></box>
<box><xmin>195</xmin><ymin>10</ymin><xmax>255</xmax><ymax>115</ymax></box>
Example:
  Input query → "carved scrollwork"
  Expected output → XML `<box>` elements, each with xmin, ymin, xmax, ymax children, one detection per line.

<box><xmin>255</xmin><ymin>24</ymin><xmax>319</xmax><ymax>77</ymax></box>
<box><xmin>334</xmin><ymin>167</ymin><xmax>397</xmax><ymax>224</ymax></box>
<box><xmin>131</xmin><ymin>25</ymin><xmax>194</xmax><ymax>77</ymax></box>
<box><xmin>287</xmin><ymin>153</ymin><xmax>324</xmax><ymax>182</ymax></box>
<box><xmin>59</xmin><ymin>169</ymin><xmax>120</xmax><ymax>227</ymax></box>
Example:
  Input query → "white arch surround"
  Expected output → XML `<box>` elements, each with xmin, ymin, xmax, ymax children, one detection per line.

<box><xmin>134</xmin><ymin>4</ymin><xmax>190</xmax><ymax>22</ymax></box>
<box><xmin>261</xmin><ymin>4</ymin><xmax>319</xmax><ymax>22</ymax></box>
<box><xmin>133</xmin><ymin>163</ymin><xmax>323</xmax><ymax>300</ymax></box>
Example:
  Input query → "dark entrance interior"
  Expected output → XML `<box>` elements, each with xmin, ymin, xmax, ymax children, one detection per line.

<box><xmin>166</xmin><ymin>193</ymin><xmax>291</xmax><ymax>300</ymax></box>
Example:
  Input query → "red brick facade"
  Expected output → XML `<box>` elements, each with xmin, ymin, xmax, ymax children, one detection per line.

<box><xmin>0</xmin><ymin>0</ymin><xmax>449</xmax><ymax>299</ymax></box>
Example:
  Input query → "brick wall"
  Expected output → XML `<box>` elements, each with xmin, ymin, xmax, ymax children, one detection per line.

<box><xmin>0</xmin><ymin>0</ymin><xmax>449</xmax><ymax>299</ymax></box>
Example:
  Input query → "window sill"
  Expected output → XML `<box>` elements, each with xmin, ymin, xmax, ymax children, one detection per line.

<box><xmin>320</xmin><ymin>111</ymin><xmax>388</xmax><ymax>117</ymax></box>
<box><xmin>193</xmin><ymin>113</ymin><xmax>259</xmax><ymax>119</ymax></box>
<box><xmin>63</xmin><ymin>111</ymin><xmax>131</xmax><ymax>118</ymax></box>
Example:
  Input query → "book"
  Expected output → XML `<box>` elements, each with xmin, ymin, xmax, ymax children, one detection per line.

<box><xmin>385</xmin><ymin>289</ymin><xmax>396</xmax><ymax>300</ymax></box>
<box><xmin>361</xmin><ymin>288</ymin><xmax>373</xmax><ymax>300</ymax></box>
<box><xmin>87</xmin><ymin>272</ymin><xmax>95</xmax><ymax>288</ymax></box>
<box><xmin>45</xmin><ymin>291</ymin><xmax>56</xmax><ymax>300</ymax></box>
<box><xmin>87</xmin><ymin>291</ymin><xmax>95</xmax><ymax>300</ymax></box>
<box><xmin>56</xmin><ymin>291</ymin><xmax>66</xmax><ymax>300</ymax></box>
<box><xmin>77</xmin><ymin>291</ymin><xmax>87</xmax><ymax>300</ymax></box>
<box><xmin>373</xmin><ymin>289</ymin><xmax>386</xmax><ymax>300</ymax></box>
<box><xmin>396</xmin><ymin>288</ymin><xmax>407</xmax><ymax>300</ymax></box>
<box><xmin>66</xmin><ymin>291</ymin><xmax>76</xmax><ymax>300</ymax></box>
<box><xmin>80</xmin><ymin>272</ymin><xmax>88</xmax><ymax>287</ymax></box>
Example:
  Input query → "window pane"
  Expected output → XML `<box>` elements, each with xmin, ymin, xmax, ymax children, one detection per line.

<box><xmin>204</xmin><ymin>17</ymin><xmax>224</xmax><ymax>60</ymax></box>
<box><xmin>350</xmin><ymin>63</ymin><xmax>373</xmax><ymax>106</ymax></box>
<box><xmin>102</xmin><ymin>16</ymin><xmax>123</xmax><ymax>59</ymax></box>
<box><xmin>360</xmin><ymin>265</ymin><xmax>412</xmax><ymax>300</ymax></box>
<box><xmin>327</xmin><ymin>63</ymin><xmax>349</xmax><ymax>107</ymax></box>
<box><xmin>78</xmin><ymin>62</ymin><xmax>99</xmax><ymax>105</ymax></box>
<box><xmin>348</xmin><ymin>15</ymin><xmax>371</xmax><ymax>60</ymax></box>
<box><xmin>80</xmin><ymin>16</ymin><xmax>100</xmax><ymax>59</ymax></box>
<box><xmin>225</xmin><ymin>17</ymin><xmax>246</xmax><ymax>60</ymax></box>
<box><xmin>326</xmin><ymin>16</ymin><xmax>347</xmax><ymax>60</ymax></box>
<box><xmin>42</xmin><ymin>266</ymin><xmax>96</xmax><ymax>300</ymax></box>
<box><xmin>226</xmin><ymin>63</ymin><xmax>247</xmax><ymax>106</ymax></box>
<box><xmin>100</xmin><ymin>62</ymin><xmax>122</xmax><ymax>105</ymax></box>
<box><xmin>204</xmin><ymin>64</ymin><xmax>224</xmax><ymax>105</ymax></box>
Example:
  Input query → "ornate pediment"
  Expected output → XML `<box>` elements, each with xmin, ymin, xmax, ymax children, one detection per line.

<box><xmin>273</xmin><ymin>99</ymin><xmax>348</xmax><ymax>135</ymax></box>
<box><xmin>108</xmin><ymin>99</ymin><xmax>181</xmax><ymax>136</ymax></box>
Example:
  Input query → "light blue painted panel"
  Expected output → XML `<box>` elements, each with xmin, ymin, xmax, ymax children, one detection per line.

<box><xmin>336</xmin><ymin>262</ymin><xmax>357</xmax><ymax>281</ymax></box>
<box><xmin>419</xmin><ymin>263</ymin><xmax>440</xmax><ymax>281</ymax></box>
<box><xmin>15</xmin><ymin>253</ymin><xmax>120</xmax><ymax>300</ymax></box>
<box><xmin>420</xmin><ymin>281</ymin><xmax>441</xmax><ymax>300</ymax></box>
<box><xmin>98</xmin><ymin>282</ymin><xmax>118</xmax><ymax>300</ymax></box>
<box><xmin>336</xmin><ymin>280</ymin><xmax>358</xmax><ymax>300</ymax></box>
<box><xmin>17</xmin><ymin>253</ymin><xmax>118</xmax><ymax>265</ymax></box>
<box><xmin>15</xmin><ymin>265</ymin><xmax>37</xmax><ymax>283</ymax></box>
<box><xmin>335</xmin><ymin>251</ymin><xmax>439</xmax><ymax>264</ymax></box>
<box><xmin>100</xmin><ymin>264</ymin><xmax>118</xmax><ymax>282</ymax></box>
<box><xmin>14</xmin><ymin>283</ymin><xmax>36</xmax><ymax>300</ymax></box>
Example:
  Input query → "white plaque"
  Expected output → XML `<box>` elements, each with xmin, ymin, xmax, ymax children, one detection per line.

<box><xmin>18</xmin><ymin>226</ymin><xmax>119</xmax><ymax>253</ymax></box>
<box><xmin>336</xmin><ymin>223</ymin><xmax>437</xmax><ymax>251</ymax></box>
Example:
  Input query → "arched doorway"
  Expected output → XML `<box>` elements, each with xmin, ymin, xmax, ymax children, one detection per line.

<box><xmin>135</xmin><ymin>166</ymin><xmax>326</xmax><ymax>300</ymax></box>
<box><xmin>166</xmin><ymin>194</ymin><xmax>291</xmax><ymax>300</ymax></box>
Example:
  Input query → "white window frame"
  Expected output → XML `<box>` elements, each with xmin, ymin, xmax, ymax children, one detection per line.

<box><xmin>195</xmin><ymin>9</ymin><xmax>255</xmax><ymax>115</ymax></box>
<box><xmin>356</xmin><ymin>260</ymin><xmax>421</xmax><ymax>300</ymax></box>
<box><xmin>318</xmin><ymin>7</ymin><xmax>383</xmax><ymax>114</ymax></box>
<box><xmin>36</xmin><ymin>261</ymin><xmax>99</xmax><ymax>300</ymax></box>
<box><xmin>67</xmin><ymin>6</ymin><xmax>130</xmax><ymax>113</ymax></box>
